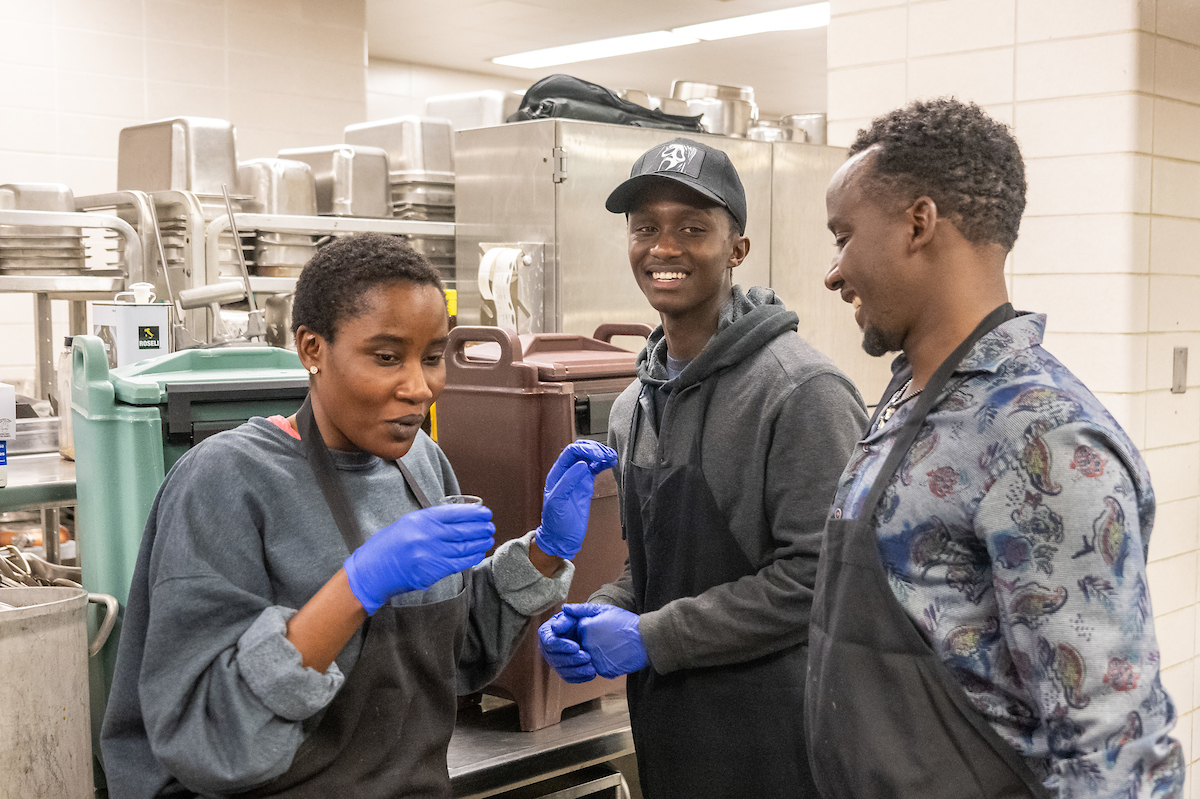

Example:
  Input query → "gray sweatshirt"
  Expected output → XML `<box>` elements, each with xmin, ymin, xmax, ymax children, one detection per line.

<box><xmin>101</xmin><ymin>417</ymin><xmax>572</xmax><ymax>798</ymax></box>
<box><xmin>590</xmin><ymin>286</ymin><xmax>868</xmax><ymax>674</ymax></box>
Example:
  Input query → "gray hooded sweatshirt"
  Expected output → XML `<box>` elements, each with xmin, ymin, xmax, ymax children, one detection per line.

<box><xmin>590</xmin><ymin>286</ymin><xmax>868</xmax><ymax>674</ymax></box>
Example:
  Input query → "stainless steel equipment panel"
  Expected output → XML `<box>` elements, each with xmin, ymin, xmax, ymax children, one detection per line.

<box><xmin>456</xmin><ymin>121</ymin><xmax>558</xmax><ymax>332</ymax></box>
<box><xmin>770</xmin><ymin>142</ymin><xmax>893</xmax><ymax>403</ymax></box>
<box><xmin>456</xmin><ymin>119</ymin><xmax>772</xmax><ymax>338</ymax></box>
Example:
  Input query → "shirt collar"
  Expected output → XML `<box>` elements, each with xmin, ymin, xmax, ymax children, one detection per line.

<box><xmin>886</xmin><ymin>311</ymin><xmax>1046</xmax><ymax>378</ymax></box>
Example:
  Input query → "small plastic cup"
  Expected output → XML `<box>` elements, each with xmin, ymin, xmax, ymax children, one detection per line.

<box><xmin>437</xmin><ymin>494</ymin><xmax>483</xmax><ymax>506</ymax></box>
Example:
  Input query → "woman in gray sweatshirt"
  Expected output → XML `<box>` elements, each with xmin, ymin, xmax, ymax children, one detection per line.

<box><xmin>100</xmin><ymin>233</ymin><xmax>616</xmax><ymax>798</ymax></box>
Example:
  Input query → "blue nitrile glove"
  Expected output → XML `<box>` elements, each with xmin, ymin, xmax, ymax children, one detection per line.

<box><xmin>533</xmin><ymin>440</ymin><xmax>619</xmax><ymax>559</ymax></box>
<box><xmin>538</xmin><ymin>611</ymin><xmax>598</xmax><ymax>684</ymax></box>
<box><xmin>344</xmin><ymin>504</ymin><xmax>495</xmax><ymax>614</ymax></box>
<box><xmin>563</xmin><ymin>603</ymin><xmax>647</xmax><ymax>679</ymax></box>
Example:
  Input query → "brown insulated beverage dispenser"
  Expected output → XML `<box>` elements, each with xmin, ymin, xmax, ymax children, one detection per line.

<box><xmin>437</xmin><ymin>323</ymin><xmax>652</xmax><ymax>730</ymax></box>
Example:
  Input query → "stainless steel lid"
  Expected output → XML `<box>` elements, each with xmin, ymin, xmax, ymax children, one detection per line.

<box><xmin>117</xmin><ymin>117</ymin><xmax>238</xmax><ymax>194</ymax></box>
<box><xmin>276</xmin><ymin>145</ymin><xmax>391</xmax><ymax>218</ymax></box>
<box><xmin>237</xmin><ymin>158</ymin><xmax>318</xmax><ymax>216</ymax></box>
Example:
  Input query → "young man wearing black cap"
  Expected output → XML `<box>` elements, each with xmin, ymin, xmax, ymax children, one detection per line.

<box><xmin>537</xmin><ymin>137</ymin><xmax>868</xmax><ymax>797</ymax></box>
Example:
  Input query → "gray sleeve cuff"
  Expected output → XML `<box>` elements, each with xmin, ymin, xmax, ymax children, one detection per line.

<box><xmin>588</xmin><ymin>585</ymin><xmax>636</xmax><ymax>610</ymax></box>
<box><xmin>637</xmin><ymin>607</ymin><xmax>685</xmax><ymax>674</ymax></box>
<box><xmin>236</xmin><ymin>606</ymin><xmax>345</xmax><ymax>722</ymax></box>
<box><xmin>490</xmin><ymin>530</ymin><xmax>574</xmax><ymax>616</ymax></box>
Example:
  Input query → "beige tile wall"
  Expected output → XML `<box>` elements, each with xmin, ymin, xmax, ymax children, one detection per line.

<box><xmin>0</xmin><ymin>0</ymin><xmax>368</xmax><ymax>394</ymax></box>
<box><xmin>829</xmin><ymin>0</ymin><xmax>1200</xmax><ymax>787</ymax></box>
<box><xmin>366</xmin><ymin>57</ymin><xmax>529</xmax><ymax>122</ymax></box>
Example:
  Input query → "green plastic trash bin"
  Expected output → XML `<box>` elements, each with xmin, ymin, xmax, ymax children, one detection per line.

<box><xmin>70</xmin><ymin>334</ymin><xmax>309</xmax><ymax>783</ymax></box>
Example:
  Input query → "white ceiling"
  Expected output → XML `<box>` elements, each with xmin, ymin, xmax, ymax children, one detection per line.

<box><xmin>366</xmin><ymin>0</ymin><xmax>827</xmax><ymax>118</ymax></box>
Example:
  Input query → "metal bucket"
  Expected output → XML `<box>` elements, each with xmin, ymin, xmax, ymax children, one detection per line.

<box><xmin>0</xmin><ymin>586</ymin><xmax>118</xmax><ymax>798</ymax></box>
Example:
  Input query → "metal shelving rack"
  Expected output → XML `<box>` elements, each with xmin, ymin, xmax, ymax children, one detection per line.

<box><xmin>0</xmin><ymin>208</ymin><xmax>142</xmax><ymax>400</ymax></box>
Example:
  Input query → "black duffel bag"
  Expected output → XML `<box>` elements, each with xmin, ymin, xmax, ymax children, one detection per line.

<box><xmin>507</xmin><ymin>74</ymin><xmax>705</xmax><ymax>132</ymax></box>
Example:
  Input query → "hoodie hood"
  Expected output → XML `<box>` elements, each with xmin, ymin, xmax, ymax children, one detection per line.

<box><xmin>636</xmin><ymin>285</ymin><xmax>799</xmax><ymax>388</ymax></box>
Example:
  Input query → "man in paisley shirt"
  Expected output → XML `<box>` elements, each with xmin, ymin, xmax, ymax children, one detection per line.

<box><xmin>807</xmin><ymin>98</ymin><xmax>1184</xmax><ymax>798</ymax></box>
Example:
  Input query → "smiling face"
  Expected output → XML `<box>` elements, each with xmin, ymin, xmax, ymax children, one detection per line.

<box><xmin>298</xmin><ymin>280</ymin><xmax>449</xmax><ymax>461</ymax></box>
<box><xmin>626</xmin><ymin>179</ymin><xmax>748</xmax><ymax>326</ymax></box>
<box><xmin>824</xmin><ymin>150</ymin><xmax>920</xmax><ymax>357</ymax></box>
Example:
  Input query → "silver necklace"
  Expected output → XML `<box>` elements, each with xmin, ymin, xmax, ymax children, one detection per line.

<box><xmin>875</xmin><ymin>378</ymin><xmax>922</xmax><ymax>432</ymax></box>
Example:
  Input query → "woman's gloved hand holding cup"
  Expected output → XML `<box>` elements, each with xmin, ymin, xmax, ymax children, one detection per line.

<box><xmin>344</xmin><ymin>503</ymin><xmax>495</xmax><ymax>615</ymax></box>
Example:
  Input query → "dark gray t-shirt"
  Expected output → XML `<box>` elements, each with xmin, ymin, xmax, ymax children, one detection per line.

<box><xmin>100</xmin><ymin>417</ymin><xmax>571</xmax><ymax>798</ymax></box>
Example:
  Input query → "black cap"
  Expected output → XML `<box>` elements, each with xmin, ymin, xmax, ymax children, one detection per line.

<box><xmin>605</xmin><ymin>137</ymin><xmax>747</xmax><ymax>234</ymax></box>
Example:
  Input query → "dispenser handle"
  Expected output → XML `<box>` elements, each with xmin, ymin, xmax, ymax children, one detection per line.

<box><xmin>445</xmin><ymin>326</ymin><xmax>540</xmax><ymax>389</ymax></box>
<box><xmin>592</xmin><ymin>323</ymin><xmax>654</xmax><ymax>345</ymax></box>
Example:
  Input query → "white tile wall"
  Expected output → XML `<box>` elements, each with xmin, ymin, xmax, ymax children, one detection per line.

<box><xmin>1149</xmin><ymin>552</ymin><xmax>1200</xmax><ymax>615</ymax></box>
<box><xmin>1157</xmin><ymin>37</ymin><xmax>1200</xmax><ymax>106</ymax></box>
<box><xmin>1150</xmin><ymin>275</ymin><xmax>1200</xmax><ymax>333</ymax></box>
<box><xmin>908</xmin><ymin>48</ymin><xmax>1014</xmax><ymax>104</ymax></box>
<box><xmin>1145</xmin><ymin>388</ymin><xmax>1200</xmax><ymax>448</ymax></box>
<box><xmin>1152</xmin><ymin>158</ymin><xmax>1200</xmax><ymax>219</ymax></box>
<box><xmin>827</xmin><ymin>6</ymin><xmax>908</xmax><ymax>68</ymax></box>
<box><xmin>1160</xmin><ymin>604</ymin><xmax>1198</xmax><ymax>667</ymax></box>
<box><xmin>1012</xmin><ymin>214</ymin><xmax>1151</xmax><ymax>274</ymax></box>
<box><xmin>827</xmin><ymin>62</ymin><xmax>908</xmax><ymax>121</ymax></box>
<box><xmin>1015</xmin><ymin>32</ymin><xmax>1155</xmax><ymax>101</ymax></box>
<box><xmin>1015</xmin><ymin>273</ymin><xmax>1149</xmax><ymax>332</ymax></box>
<box><xmin>907</xmin><ymin>0</ymin><xmax>1015</xmax><ymax>57</ymax></box>
<box><xmin>1023</xmin><ymin>153</ymin><xmax>1153</xmax><ymax>217</ymax></box>
<box><xmin>1153</xmin><ymin>498</ymin><xmax>1200</xmax><ymax>561</ymax></box>
<box><xmin>1158</xmin><ymin>0</ymin><xmax>1200</xmax><ymax>47</ymax></box>
<box><xmin>1016</xmin><ymin>0</ymin><xmax>1155</xmax><ymax>41</ymax></box>
<box><xmin>1154</xmin><ymin>99</ymin><xmax>1200</xmax><ymax>162</ymax></box>
<box><xmin>1151</xmin><ymin>217</ymin><xmax>1200</xmax><ymax>276</ymax></box>
<box><xmin>1014</xmin><ymin>94</ymin><xmax>1154</xmax><ymax>158</ymax></box>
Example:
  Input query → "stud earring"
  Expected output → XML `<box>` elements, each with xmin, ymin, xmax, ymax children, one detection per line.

<box><xmin>309</xmin><ymin>366</ymin><xmax>318</xmax><ymax>375</ymax></box>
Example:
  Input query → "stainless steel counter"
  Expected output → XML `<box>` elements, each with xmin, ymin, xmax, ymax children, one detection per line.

<box><xmin>1</xmin><ymin>452</ymin><xmax>76</xmax><ymax>513</ymax></box>
<box><xmin>449</xmin><ymin>695</ymin><xmax>633</xmax><ymax>798</ymax></box>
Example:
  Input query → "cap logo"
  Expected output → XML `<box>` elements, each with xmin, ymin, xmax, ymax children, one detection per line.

<box><xmin>655</xmin><ymin>143</ymin><xmax>703</xmax><ymax>178</ymax></box>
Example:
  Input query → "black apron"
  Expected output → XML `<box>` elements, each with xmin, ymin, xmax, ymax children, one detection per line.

<box><xmin>624</xmin><ymin>377</ymin><xmax>816</xmax><ymax>799</ymax></box>
<box><xmin>237</xmin><ymin>396</ymin><xmax>469</xmax><ymax>799</ymax></box>
<box><xmin>805</xmin><ymin>305</ymin><xmax>1052</xmax><ymax>799</ymax></box>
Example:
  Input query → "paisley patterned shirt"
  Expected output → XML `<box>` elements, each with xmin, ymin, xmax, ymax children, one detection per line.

<box><xmin>830</xmin><ymin>313</ymin><xmax>1184</xmax><ymax>798</ymax></box>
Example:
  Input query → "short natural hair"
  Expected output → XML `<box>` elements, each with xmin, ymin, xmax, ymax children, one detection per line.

<box><xmin>849</xmin><ymin>98</ymin><xmax>1026</xmax><ymax>250</ymax></box>
<box><xmin>291</xmin><ymin>232</ymin><xmax>443</xmax><ymax>342</ymax></box>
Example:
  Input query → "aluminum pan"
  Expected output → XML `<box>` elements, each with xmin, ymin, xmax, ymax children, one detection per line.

<box><xmin>277</xmin><ymin>145</ymin><xmax>390</xmax><ymax>218</ymax></box>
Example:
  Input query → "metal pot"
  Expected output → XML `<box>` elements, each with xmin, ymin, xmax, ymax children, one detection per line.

<box><xmin>781</xmin><ymin>113</ymin><xmax>827</xmax><ymax>145</ymax></box>
<box><xmin>649</xmin><ymin>96</ymin><xmax>691</xmax><ymax>116</ymax></box>
<box><xmin>617</xmin><ymin>89</ymin><xmax>651</xmax><ymax>109</ymax></box>
<box><xmin>0</xmin><ymin>586</ymin><xmax>117</xmax><ymax>798</ymax></box>
<box><xmin>685</xmin><ymin>97</ymin><xmax>758</xmax><ymax>138</ymax></box>
<box><xmin>670</xmin><ymin>80</ymin><xmax>755</xmax><ymax>104</ymax></box>
<box><xmin>264</xmin><ymin>293</ymin><xmax>295</xmax><ymax>349</ymax></box>
<box><xmin>749</xmin><ymin>120</ymin><xmax>789</xmax><ymax>142</ymax></box>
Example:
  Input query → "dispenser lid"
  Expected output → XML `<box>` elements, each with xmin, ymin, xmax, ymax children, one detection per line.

<box><xmin>464</xmin><ymin>333</ymin><xmax>638</xmax><ymax>381</ymax></box>
<box><xmin>110</xmin><ymin>346</ymin><xmax>307</xmax><ymax>405</ymax></box>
